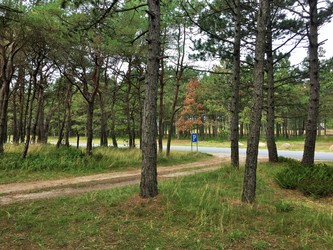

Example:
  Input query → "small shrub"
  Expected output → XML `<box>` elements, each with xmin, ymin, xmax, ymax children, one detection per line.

<box><xmin>297</xmin><ymin>164</ymin><xmax>333</xmax><ymax>197</ymax></box>
<box><xmin>275</xmin><ymin>162</ymin><xmax>333</xmax><ymax>198</ymax></box>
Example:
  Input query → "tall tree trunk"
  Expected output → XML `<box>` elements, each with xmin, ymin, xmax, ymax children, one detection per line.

<box><xmin>12</xmin><ymin>85</ymin><xmax>19</xmax><ymax>143</ymax></box>
<box><xmin>0</xmin><ymin>42</ymin><xmax>17</xmax><ymax>154</ymax></box>
<box><xmin>125</xmin><ymin>59</ymin><xmax>134</xmax><ymax>148</ymax></box>
<box><xmin>19</xmin><ymin>71</ymin><xmax>25</xmax><ymax>143</ymax></box>
<box><xmin>34</xmin><ymin>82</ymin><xmax>44</xmax><ymax>144</ymax></box>
<box><xmin>302</xmin><ymin>0</ymin><xmax>320</xmax><ymax>166</ymax></box>
<box><xmin>242</xmin><ymin>0</ymin><xmax>269</xmax><ymax>203</ymax></box>
<box><xmin>230</xmin><ymin>0</ymin><xmax>241</xmax><ymax>168</ymax></box>
<box><xmin>158</xmin><ymin>55</ymin><xmax>165</xmax><ymax>153</ymax></box>
<box><xmin>64</xmin><ymin>89</ymin><xmax>72</xmax><ymax>147</ymax></box>
<box><xmin>265</xmin><ymin>6</ymin><xmax>278</xmax><ymax>163</ymax></box>
<box><xmin>99</xmin><ymin>91</ymin><xmax>108</xmax><ymax>147</ymax></box>
<box><xmin>13</xmin><ymin>66</ymin><xmax>24</xmax><ymax>144</ymax></box>
<box><xmin>0</xmin><ymin>81</ymin><xmax>10</xmax><ymax>151</ymax></box>
<box><xmin>110</xmin><ymin>95</ymin><xmax>118</xmax><ymax>148</ymax></box>
<box><xmin>85</xmin><ymin>55</ymin><xmax>101</xmax><ymax>155</ymax></box>
<box><xmin>140</xmin><ymin>0</ymin><xmax>160</xmax><ymax>198</ymax></box>
<box><xmin>166</xmin><ymin>24</ymin><xmax>186</xmax><ymax>157</ymax></box>
<box><xmin>86</xmin><ymin>101</ymin><xmax>94</xmax><ymax>155</ymax></box>
<box><xmin>22</xmin><ymin>79</ymin><xmax>37</xmax><ymax>159</ymax></box>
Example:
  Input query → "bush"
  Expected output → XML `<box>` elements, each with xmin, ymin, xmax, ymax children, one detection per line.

<box><xmin>275</xmin><ymin>161</ymin><xmax>333</xmax><ymax>198</ymax></box>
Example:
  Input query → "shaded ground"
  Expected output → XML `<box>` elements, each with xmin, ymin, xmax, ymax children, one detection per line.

<box><xmin>0</xmin><ymin>155</ymin><xmax>227</xmax><ymax>205</ymax></box>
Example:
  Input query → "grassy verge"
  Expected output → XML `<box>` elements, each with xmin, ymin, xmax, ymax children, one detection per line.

<box><xmin>1</xmin><ymin>163</ymin><xmax>332</xmax><ymax>249</ymax></box>
<box><xmin>0</xmin><ymin>144</ymin><xmax>211</xmax><ymax>184</ymax></box>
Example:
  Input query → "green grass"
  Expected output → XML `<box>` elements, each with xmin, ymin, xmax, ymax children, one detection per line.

<box><xmin>0</xmin><ymin>144</ymin><xmax>211</xmax><ymax>184</ymax></box>
<box><xmin>1</xmin><ymin>163</ymin><xmax>332</xmax><ymax>249</ymax></box>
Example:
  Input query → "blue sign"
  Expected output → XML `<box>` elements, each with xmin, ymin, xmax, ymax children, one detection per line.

<box><xmin>191</xmin><ymin>133</ymin><xmax>198</xmax><ymax>143</ymax></box>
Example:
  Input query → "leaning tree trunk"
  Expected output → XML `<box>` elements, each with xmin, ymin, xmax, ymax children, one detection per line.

<box><xmin>265</xmin><ymin>5</ymin><xmax>278</xmax><ymax>163</ymax></box>
<box><xmin>302</xmin><ymin>0</ymin><xmax>320</xmax><ymax>166</ymax></box>
<box><xmin>140</xmin><ymin>0</ymin><xmax>160</xmax><ymax>198</ymax></box>
<box><xmin>241</xmin><ymin>0</ymin><xmax>269</xmax><ymax>203</ymax></box>
<box><xmin>230</xmin><ymin>0</ymin><xmax>241</xmax><ymax>168</ymax></box>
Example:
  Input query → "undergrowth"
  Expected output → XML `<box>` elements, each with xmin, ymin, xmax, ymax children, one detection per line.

<box><xmin>275</xmin><ymin>157</ymin><xmax>333</xmax><ymax>198</ymax></box>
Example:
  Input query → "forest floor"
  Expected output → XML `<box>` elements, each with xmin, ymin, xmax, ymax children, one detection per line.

<box><xmin>0</xmin><ymin>154</ymin><xmax>235</xmax><ymax>206</ymax></box>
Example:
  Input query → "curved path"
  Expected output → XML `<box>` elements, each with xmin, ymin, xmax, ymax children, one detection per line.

<box><xmin>0</xmin><ymin>156</ymin><xmax>225</xmax><ymax>206</ymax></box>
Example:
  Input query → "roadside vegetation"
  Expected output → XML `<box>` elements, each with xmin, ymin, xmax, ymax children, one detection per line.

<box><xmin>1</xmin><ymin>163</ymin><xmax>332</xmax><ymax>249</ymax></box>
<box><xmin>0</xmin><ymin>144</ymin><xmax>211</xmax><ymax>184</ymax></box>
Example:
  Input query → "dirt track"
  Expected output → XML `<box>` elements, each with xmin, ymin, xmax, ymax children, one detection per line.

<box><xmin>0</xmin><ymin>156</ymin><xmax>226</xmax><ymax>205</ymax></box>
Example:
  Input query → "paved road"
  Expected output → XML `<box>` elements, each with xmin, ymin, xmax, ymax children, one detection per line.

<box><xmin>68</xmin><ymin>143</ymin><xmax>333</xmax><ymax>161</ymax></box>
<box><xmin>168</xmin><ymin>146</ymin><xmax>333</xmax><ymax>161</ymax></box>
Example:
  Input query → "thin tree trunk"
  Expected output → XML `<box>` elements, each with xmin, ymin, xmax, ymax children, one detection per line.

<box><xmin>230</xmin><ymin>0</ymin><xmax>241</xmax><ymax>168</ymax></box>
<box><xmin>56</xmin><ymin>109</ymin><xmax>66</xmax><ymax>148</ymax></box>
<box><xmin>86</xmin><ymin>101</ymin><xmax>94</xmax><ymax>155</ymax></box>
<box><xmin>19</xmin><ymin>71</ymin><xmax>25</xmax><ymax>143</ymax></box>
<box><xmin>302</xmin><ymin>0</ymin><xmax>320</xmax><ymax>166</ymax></box>
<box><xmin>22</xmin><ymin>79</ymin><xmax>37</xmax><ymax>159</ymax></box>
<box><xmin>166</xmin><ymin>24</ymin><xmax>186</xmax><ymax>157</ymax></box>
<box><xmin>140</xmin><ymin>0</ymin><xmax>160</xmax><ymax>198</ymax></box>
<box><xmin>158</xmin><ymin>55</ymin><xmax>165</xmax><ymax>153</ymax></box>
<box><xmin>125</xmin><ymin>59</ymin><xmax>134</xmax><ymax>148</ymax></box>
<box><xmin>242</xmin><ymin>0</ymin><xmax>269</xmax><ymax>203</ymax></box>
<box><xmin>99</xmin><ymin>91</ymin><xmax>108</xmax><ymax>147</ymax></box>
<box><xmin>12</xmin><ymin>85</ymin><xmax>19</xmax><ymax>143</ymax></box>
<box><xmin>265</xmin><ymin>7</ymin><xmax>278</xmax><ymax>163</ymax></box>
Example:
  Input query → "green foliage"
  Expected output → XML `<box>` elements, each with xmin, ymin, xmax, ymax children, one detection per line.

<box><xmin>275</xmin><ymin>159</ymin><xmax>333</xmax><ymax>198</ymax></box>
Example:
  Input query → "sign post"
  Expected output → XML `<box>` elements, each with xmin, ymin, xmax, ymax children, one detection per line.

<box><xmin>191</xmin><ymin>133</ymin><xmax>198</xmax><ymax>152</ymax></box>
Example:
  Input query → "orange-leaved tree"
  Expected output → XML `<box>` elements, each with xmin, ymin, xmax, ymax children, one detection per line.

<box><xmin>176</xmin><ymin>78</ymin><xmax>205</xmax><ymax>136</ymax></box>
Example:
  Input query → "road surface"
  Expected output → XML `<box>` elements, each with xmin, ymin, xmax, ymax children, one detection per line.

<box><xmin>168</xmin><ymin>146</ymin><xmax>333</xmax><ymax>161</ymax></box>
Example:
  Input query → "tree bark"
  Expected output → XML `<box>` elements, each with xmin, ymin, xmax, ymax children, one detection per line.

<box><xmin>158</xmin><ymin>55</ymin><xmax>165</xmax><ymax>153</ymax></box>
<box><xmin>140</xmin><ymin>0</ymin><xmax>160</xmax><ymax>198</ymax></box>
<box><xmin>230</xmin><ymin>0</ymin><xmax>241</xmax><ymax>168</ymax></box>
<box><xmin>302</xmin><ymin>0</ymin><xmax>320</xmax><ymax>166</ymax></box>
<box><xmin>0</xmin><ymin>42</ymin><xmax>18</xmax><ymax>154</ymax></box>
<box><xmin>265</xmin><ymin>4</ymin><xmax>278</xmax><ymax>163</ymax></box>
<box><xmin>242</xmin><ymin>0</ymin><xmax>269</xmax><ymax>203</ymax></box>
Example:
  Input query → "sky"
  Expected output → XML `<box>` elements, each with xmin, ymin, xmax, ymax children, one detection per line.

<box><xmin>289</xmin><ymin>20</ymin><xmax>333</xmax><ymax>65</ymax></box>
